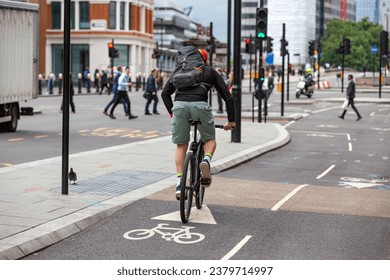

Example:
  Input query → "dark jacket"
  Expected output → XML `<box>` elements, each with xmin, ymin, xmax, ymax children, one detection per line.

<box><xmin>146</xmin><ymin>74</ymin><xmax>157</xmax><ymax>93</ymax></box>
<box><xmin>346</xmin><ymin>79</ymin><xmax>355</xmax><ymax>99</ymax></box>
<box><xmin>161</xmin><ymin>65</ymin><xmax>235</xmax><ymax>122</ymax></box>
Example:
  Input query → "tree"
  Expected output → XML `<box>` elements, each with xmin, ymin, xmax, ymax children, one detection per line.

<box><xmin>320</xmin><ymin>18</ymin><xmax>382</xmax><ymax>72</ymax></box>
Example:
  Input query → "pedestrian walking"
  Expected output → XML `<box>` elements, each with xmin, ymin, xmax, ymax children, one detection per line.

<box><xmin>99</xmin><ymin>70</ymin><xmax>110</xmax><ymax>95</ymax></box>
<box><xmin>60</xmin><ymin>74</ymin><xmax>76</xmax><ymax>113</ymax></box>
<box><xmin>103</xmin><ymin>66</ymin><xmax>128</xmax><ymax>116</ymax></box>
<box><xmin>144</xmin><ymin>68</ymin><xmax>160</xmax><ymax>115</ymax></box>
<box><xmin>338</xmin><ymin>74</ymin><xmax>362</xmax><ymax>121</ymax></box>
<box><xmin>109</xmin><ymin>66</ymin><xmax>137</xmax><ymax>120</ymax></box>
<box><xmin>216</xmin><ymin>67</ymin><xmax>227</xmax><ymax>114</ymax></box>
<box><xmin>94</xmin><ymin>68</ymin><xmax>100</xmax><ymax>93</ymax></box>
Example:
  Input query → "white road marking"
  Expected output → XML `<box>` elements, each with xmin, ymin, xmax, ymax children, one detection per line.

<box><xmin>370</xmin><ymin>112</ymin><xmax>375</xmax><ymax>116</ymax></box>
<box><xmin>151</xmin><ymin>204</ymin><xmax>217</xmax><ymax>224</ymax></box>
<box><xmin>316</xmin><ymin>164</ymin><xmax>336</xmax><ymax>179</ymax></box>
<box><xmin>283</xmin><ymin>120</ymin><xmax>295</xmax><ymax>128</ymax></box>
<box><xmin>347</xmin><ymin>133</ymin><xmax>351</xmax><ymax>141</ymax></box>
<box><xmin>348</xmin><ymin>142</ymin><xmax>353</xmax><ymax>151</ymax></box>
<box><xmin>221</xmin><ymin>235</ymin><xmax>252</xmax><ymax>260</ymax></box>
<box><xmin>271</xmin><ymin>184</ymin><xmax>308</xmax><ymax>211</ymax></box>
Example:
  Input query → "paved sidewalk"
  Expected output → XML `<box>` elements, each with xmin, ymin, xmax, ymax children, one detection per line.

<box><xmin>0</xmin><ymin>122</ymin><xmax>290</xmax><ymax>259</ymax></box>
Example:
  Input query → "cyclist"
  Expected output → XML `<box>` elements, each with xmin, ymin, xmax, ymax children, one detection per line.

<box><xmin>161</xmin><ymin>48</ymin><xmax>236</xmax><ymax>199</ymax></box>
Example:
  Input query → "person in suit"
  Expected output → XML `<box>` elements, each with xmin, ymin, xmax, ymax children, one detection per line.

<box><xmin>339</xmin><ymin>74</ymin><xmax>362</xmax><ymax>121</ymax></box>
<box><xmin>144</xmin><ymin>69</ymin><xmax>159</xmax><ymax>115</ymax></box>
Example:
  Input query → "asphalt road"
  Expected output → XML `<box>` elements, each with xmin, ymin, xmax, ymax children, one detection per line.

<box><xmin>23</xmin><ymin>99</ymin><xmax>390</xmax><ymax>260</ymax></box>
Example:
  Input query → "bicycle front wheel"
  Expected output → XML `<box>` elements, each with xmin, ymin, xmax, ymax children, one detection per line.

<box><xmin>180</xmin><ymin>152</ymin><xmax>194</xmax><ymax>223</ymax></box>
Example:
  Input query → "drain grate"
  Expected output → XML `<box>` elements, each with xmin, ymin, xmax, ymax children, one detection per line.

<box><xmin>53</xmin><ymin>169</ymin><xmax>173</xmax><ymax>196</ymax></box>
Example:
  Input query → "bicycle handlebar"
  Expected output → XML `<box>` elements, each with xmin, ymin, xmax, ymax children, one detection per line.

<box><xmin>215</xmin><ymin>124</ymin><xmax>235</xmax><ymax>130</ymax></box>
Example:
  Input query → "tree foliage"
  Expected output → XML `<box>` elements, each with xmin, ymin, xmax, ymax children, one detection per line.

<box><xmin>320</xmin><ymin>18</ymin><xmax>383</xmax><ymax>71</ymax></box>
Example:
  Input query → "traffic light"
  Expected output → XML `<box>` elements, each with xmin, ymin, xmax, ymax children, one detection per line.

<box><xmin>308</xmin><ymin>40</ymin><xmax>315</xmax><ymax>56</ymax></box>
<box><xmin>280</xmin><ymin>38</ymin><xmax>288</xmax><ymax>56</ymax></box>
<box><xmin>256</xmin><ymin>8</ymin><xmax>268</xmax><ymax>39</ymax></box>
<box><xmin>152</xmin><ymin>49</ymin><xmax>160</xmax><ymax>59</ymax></box>
<box><xmin>380</xmin><ymin>30</ymin><xmax>388</xmax><ymax>56</ymax></box>
<box><xmin>245</xmin><ymin>38</ymin><xmax>251</xmax><ymax>53</ymax></box>
<box><xmin>259</xmin><ymin>67</ymin><xmax>265</xmax><ymax>82</ymax></box>
<box><xmin>344</xmin><ymin>38</ymin><xmax>351</xmax><ymax>55</ymax></box>
<box><xmin>288</xmin><ymin>63</ymin><xmax>292</xmax><ymax>74</ymax></box>
<box><xmin>114</xmin><ymin>48</ymin><xmax>119</xmax><ymax>58</ymax></box>
<box><xmin>108</xmin><ymin>42</ymin><xmax>114</xmax><ymax>58</ymax></box>
<box><xmin>266</xmin><ymin>37</ymin><xmax>273</xmax><ymax>53</ymax></box>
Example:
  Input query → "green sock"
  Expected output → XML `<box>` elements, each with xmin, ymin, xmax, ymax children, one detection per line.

<box><xmin>176</xmin><ymin>173</ymin><xmax>182</xmax><ymax>186</ymax></box>
<box><xmin>203</xmin><ymin>153</ymin><xmax>212</xmax><ymax>164</ymax></box>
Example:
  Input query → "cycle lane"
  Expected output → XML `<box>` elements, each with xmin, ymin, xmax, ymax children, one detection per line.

<box><xmin>24</xmin><ymin>176</ymin><xmax>390</xmax><ymax>260</ymax></box>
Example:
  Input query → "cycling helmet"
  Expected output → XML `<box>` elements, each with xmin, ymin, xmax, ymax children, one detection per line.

<box><xmin>305</xmin><ymin>68</ymin><xmax>312</xmax><ymax>75</ymax></box>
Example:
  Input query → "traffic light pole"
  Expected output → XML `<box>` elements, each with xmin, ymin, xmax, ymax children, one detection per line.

<box><xmin>231</xmin><ymin>0</ymin><xmax>242</xmax><ymax>143</ymax></box>
<box><xmin>341</xmin><ymin>36</ymin><xmax>345</xmax><ymax>94</ymax></box>
<box><xmin>258</xmin><ymin>39</ymin><xmax>263</xmax><ymax>123</ymax></box>
<box><xmin>208</xmin><ymin>22</ymin><xmax>213</xmax><ymax>107</ymax></box>
<box><xmin>61</xmin><ymin>0</ymin><xmax>71</xmax><ymax>195</ymax></box>
<box><xmin>281</xmin><ymin>23</ymin><xmax>286</xmax><ymax>116</ymax></box>
<box><xmin>287</xmin><ymin>51</ymin><xmax>290</xmax><ymax>102</ymax></box>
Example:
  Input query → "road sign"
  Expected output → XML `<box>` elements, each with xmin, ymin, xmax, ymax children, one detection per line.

<box><xmin>371</xmin><ymin>45</ymin><xmax>378</xmax><ymax>54</ymax></box>
<box><xmin>265</xmin><ymin>53</ymin><xmax>274</xmax><ymax>65</ymax></box>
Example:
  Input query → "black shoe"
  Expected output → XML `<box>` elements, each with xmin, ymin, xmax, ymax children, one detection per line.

<box><xmin>338</xmin><ymin>116</ymin><xmax>344</xmax><ymax>119</ymax></box>
<box><xmin>217</xmin><ymin>110</ymin><xmax>223</xmax><ymax>114</ymax></box>
<box><xmin>129</xmin><ymin>114</ymin><xmax>138</xmax><ymax>119</ymax></box>
<box><xmin>356</xmin><ymin>116</ymin><xmax>362</xmax><ymax>121</ymax></box>
<box><xmin>103</xmin><ymin>111</ymin><xmax>108</xmax><ymax>116</ymax></box>
<box><xmin>153</xmin><ymin>112</ymin><xmax>160</xmax><ymax>115</ymax></box>
<box><xmin>145</xmin><ymin>112</ymin><xmax>152</xmax><ymax>115</ymax></box>
<box><xmin>109</xmin><ymin>114</ymin><xmax>116</xmax><ymax>119</ymax></box>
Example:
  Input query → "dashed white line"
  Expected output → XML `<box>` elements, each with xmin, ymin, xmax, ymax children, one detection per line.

<box><xmin>316</xmin><ymin>164</ymin><xmax>336</xmax><ymax>179</ymax></box>
<box><xmin>221</xmin><ymin>235</ymin><xmax>252</xmax><ymax>260</ymax></box>
<box><xmin>348</xmin><ymin>142</ymin><xmax>353</xmax><ymax>151</ymax></box>
<box><xmin>271</xmin><ymin>184</ymin><xmax>308</xmax><ymax>211</ymax></box>
<box><xmin>283</xmin><ymin>120</ymin><xmax>295</xmax><ymax>128</ymax></box>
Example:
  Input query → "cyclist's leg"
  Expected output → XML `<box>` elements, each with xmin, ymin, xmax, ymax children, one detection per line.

<box><xmin>190</xmin><ymin>102</ymin><xmax>215</xmax><ymax>187</ymax></box>
<box><xmin>171</xmin><ymin>102</ymin><xmax>191</xmax><ymax>197</ymax></box>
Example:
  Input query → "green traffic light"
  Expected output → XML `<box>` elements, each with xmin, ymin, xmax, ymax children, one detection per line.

<box><xmin>257</xmin><ymin>32</ymin><xmax>266</xmax><ymax>39</ymax></box>
<box><xmin>260</xmin><ymin>77</ymin><xmax>265</xmax><ymax>81</ymax></box>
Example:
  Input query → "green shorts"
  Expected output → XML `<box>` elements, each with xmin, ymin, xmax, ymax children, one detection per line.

<box><xmin>171</xmin><ymin>101</ymin><xmax>215</xmax><ymax>144</ymax></box>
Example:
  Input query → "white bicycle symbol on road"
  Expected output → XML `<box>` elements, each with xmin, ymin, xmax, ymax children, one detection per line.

<box><xmin>123</xmin><ymin>223</ymin><xmax>205</xmax><ymax>244</ymax></box>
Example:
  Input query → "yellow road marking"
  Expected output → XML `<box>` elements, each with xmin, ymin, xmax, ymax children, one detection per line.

<box><xmin>8</xmin><ymin>138</ymin><xmax>24</xmax><ymax>142</ymax></box>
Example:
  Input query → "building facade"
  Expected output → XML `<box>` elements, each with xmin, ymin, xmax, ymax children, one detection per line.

<box><xmin>356</xmin><ymin>0</ymin><xmax>379</xmax><ymax>23</ymax></box>
<box><xmin>38</xmin><ymin>0</ymin><xmax>155</xmax><ymax>81</ymax></box>
<box><xmin>240</xmin><ymin>0</ymin><xmax>356</xmax><ymax>67</ymax></box>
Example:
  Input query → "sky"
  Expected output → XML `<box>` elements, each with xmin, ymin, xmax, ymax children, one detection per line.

<box><xmin>173</xmin><ymin>0</ymin><xmax>230</xmax><ymax>43</ymax></box>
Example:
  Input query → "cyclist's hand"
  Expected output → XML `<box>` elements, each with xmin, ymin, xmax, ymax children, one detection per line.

<box><xmin>223</xmin><ymin>122</ymin><xmax>236</xmax><ymax>131</ymax></box>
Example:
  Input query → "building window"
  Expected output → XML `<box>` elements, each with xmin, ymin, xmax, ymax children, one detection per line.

<box><xmin>51</xmin><ymin>2</ymin><xmax>61</xmax><ymax>29</ymax></box>
<box><xmin>79</xmin><ymin>1</ymin><xmax>90</xmax><ymax>29</ymax></box>
<box><xmin>110</xmin><ymin>1</ymin><xmax>116</xmax><ymax>29</ymax></box>
<box><xmin>70</xmin><ymin>2</ymin><xmax>75</xmax><ymax>29</ymax></box>
<box><xmin>120</xmin><ymin>2</ymin><xmax>125</xmax><ymax>30</ymax></box>
<box><xmin>129</xmin><ymin>3</ymin><xmax>132</xmax><ymax>30</ymax></box>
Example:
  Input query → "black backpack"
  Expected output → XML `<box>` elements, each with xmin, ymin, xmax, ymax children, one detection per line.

<box><xmin>171</xmin><ymin>46</ymin><xmax>206</xmax><ymax>91</ymax></box>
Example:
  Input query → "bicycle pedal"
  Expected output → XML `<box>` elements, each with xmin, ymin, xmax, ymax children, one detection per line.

<box><xmin>201</xmin><ymin>178</ymin><xmax>211</xmax><ymax>185</ymax></box>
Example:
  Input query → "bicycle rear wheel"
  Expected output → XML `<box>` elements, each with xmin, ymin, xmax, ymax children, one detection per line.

<box><xmin>196</xmin><ymin>147</ymin><xmax>205</xmax><ymax>209</ymax></box>
<box><xmin>180</xmin><ymin>152</ymin><xmax>194</xmax><ymax>223</ymax></box>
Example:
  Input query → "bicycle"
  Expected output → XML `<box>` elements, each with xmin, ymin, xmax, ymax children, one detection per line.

<box><xmin>179</xmin><ymin>118</ymin><xmax>226</xmax><ymax>223</ymax></box>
